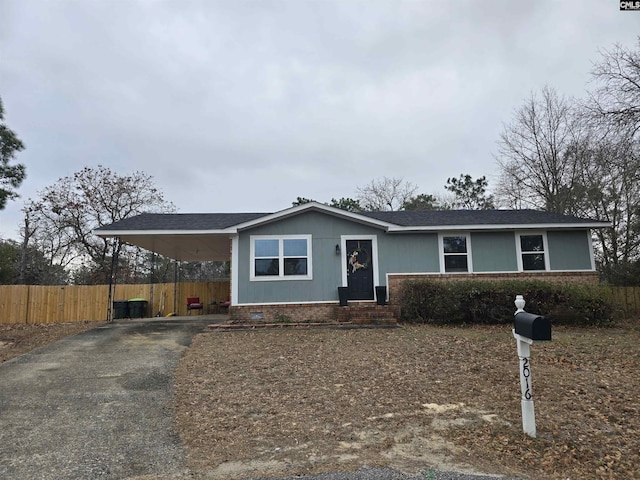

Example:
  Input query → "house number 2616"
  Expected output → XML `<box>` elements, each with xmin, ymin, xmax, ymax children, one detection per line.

<box><xmin>521</xmin><ymin>357</ymin><xmax>532</xmax><ymax>400</ymax></box>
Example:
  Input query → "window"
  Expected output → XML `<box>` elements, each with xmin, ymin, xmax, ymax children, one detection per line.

<box><xmin>254</xmin><ymin>239</ymin><xmax>280</xmax><ymax>276</ymax></box>
<box><xmin>441</xmin><ymin>235</ymin><xmax>470</xmax><ymax>273</ymax></box>
<box><xmin>251</xmin><ymin>235</ymin><xmax>312</xmax><ymax>280</ymax></box>
<box><xmin>518</xmin><ymin>234</ymin><xmax>547</xmax><ymax>271</ymax></box>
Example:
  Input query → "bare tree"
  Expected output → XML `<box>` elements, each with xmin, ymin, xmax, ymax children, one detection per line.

<box><xmin>573</xmin><ymin>124</ymin><xmax>640</xmax><ymax>283</ymax></box>
<box><xmin>583</xmin><ymin>38</ymin><xmax>640</xmax><ymax>283</ymax></box>
<box><xmin>23</xmin><ymin>165</ymin><xmax>174</xmax><ymax>283</ymax></box>
<box><xmin>589</xmin><ymin>38</ymin><xmax>640</xmax><ymax>135</ymax></box>
<box><xmin>356</xmin><ymin>177</ymin><xmax>418</xmax><ymax>211</ymax></box>
<box><xmin>494</xmin><ymin>40</ymin><xmax>640</xmax><ymax>283</ymax></box>
<box><xmin>495</xmin><ymin>86</ymin><xmax>585</xmax><ymax>215</ymax></box>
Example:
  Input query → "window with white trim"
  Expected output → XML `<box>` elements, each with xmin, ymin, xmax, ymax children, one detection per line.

<box><xmin>251</xmin><ymin>235</ymin><xmax>312</xmax><ymax>280</ymax></box>
<box><xmin>441</xmin><ymin>235</ymin><xmax>470</xmax><ymax>273</ymax></box>
<box><xmin>518</xmin><ymin>234</ymin><xmax>547</xmax><ymax>271</ymax></box>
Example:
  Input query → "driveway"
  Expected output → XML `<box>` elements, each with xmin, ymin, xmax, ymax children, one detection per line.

<box><xmin>0</xmin><ymin>318</ymin><xmax>517</xmax><ymax>480</ymax></box>
<box><xmin>0</xmin><ymin>316</ymin><xmax>213</xmax><ymax>480</ymax></box>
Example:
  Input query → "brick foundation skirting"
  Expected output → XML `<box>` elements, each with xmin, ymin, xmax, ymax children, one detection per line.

<box><xmin>229</xmin><ymin>302</ymin><xmax>399</xmax><ymax>325</ymax></box>
<box><xmin>336</xmin><ymin>304</ymin><xmax>399</xmax><ymax>325</ymax></box>
<box><xmin>230</xmin><ymin>303</ymin><xmax>342</xmax><ymax>324</ymax></box>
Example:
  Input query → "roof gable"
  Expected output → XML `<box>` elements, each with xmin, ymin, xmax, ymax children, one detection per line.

<box><xmin>231</xmin><ymin>202</ymin><xmax>392</xmax><ymax>231</ymax></box>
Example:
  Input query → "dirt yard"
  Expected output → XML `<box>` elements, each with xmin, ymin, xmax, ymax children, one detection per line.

<box><xmin>174</xmin><ymin>322</ymin><xmax>640</xmax><ymax>480</ymax></box>
<box><xmin>0</xmin><ymin>321</ymin><xmax>104</xmax><ymax>363</ymax></box>
<box><xmin>2</xmin><ymin>320</ymin><xmax>638</xmax><ymax>480</ymax></box>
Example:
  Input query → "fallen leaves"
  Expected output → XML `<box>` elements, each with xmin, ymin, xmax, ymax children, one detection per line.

<box><xmin>0</xmin><ymin>321</ymin><xmax>104</xmax><ymax>362</ymax></box>
<box><xmin>173</xmin><ymin>323</ymin><xmax>640</xmax><ymax>479</ymax></box>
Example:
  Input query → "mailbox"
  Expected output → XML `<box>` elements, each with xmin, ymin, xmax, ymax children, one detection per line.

<box><xmin>514</xmin><ymin>311</ymin><xmax>551</xmax><ymax>341</ymax></box>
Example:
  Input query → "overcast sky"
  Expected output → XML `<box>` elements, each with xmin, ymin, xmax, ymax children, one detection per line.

<box><xmin>0</xmin><ymin>0</ymin><xmax>638</xmax><ymax>239</ymax></box>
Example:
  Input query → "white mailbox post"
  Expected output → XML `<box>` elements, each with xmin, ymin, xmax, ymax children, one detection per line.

<box><xmin>512</xmin><ymin>295</ymin><xmax>552</xmax><ymax>438</ymax></box>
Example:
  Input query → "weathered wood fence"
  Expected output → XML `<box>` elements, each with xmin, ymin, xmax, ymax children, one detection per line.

<box><xmin>0</xmin><ymin>281</ymin><xmax>230</xmax><ymax>324</ymax></box>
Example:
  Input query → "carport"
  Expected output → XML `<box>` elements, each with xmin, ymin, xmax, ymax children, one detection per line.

<box><xmin>94</xmin><ymin>212</ymin><xmax>266</xmax><ymax>319</ymax></box>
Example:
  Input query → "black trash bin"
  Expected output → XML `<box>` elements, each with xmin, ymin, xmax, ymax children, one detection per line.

<box><xmin>113</xmin><ymin>300</ymin><xmax>129</xmax><ymax>319</ymax></box>
<box><xmin>338</xmin><ymin>287</ymin><xmax>349</xmax><ymax>307</ymax></box>
<box><xmin>375</xmin><ymin>286</ymin><xmax>387</xmax><ymax>306</ymax></box>
<box><xmin>128</xmin><ymin>298</ymin><xmax>148</xmax><ymax>318</ymax></box>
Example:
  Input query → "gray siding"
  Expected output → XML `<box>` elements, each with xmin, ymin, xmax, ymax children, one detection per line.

<box><xmin>471</xmin><ymin>232</ymin><xmax>517</xmax><ymax>272</ymax></box>
<box><xmin>547</xmin><ymin>230</ymin><xmax>593</xmax><ymax>270</ymax></box>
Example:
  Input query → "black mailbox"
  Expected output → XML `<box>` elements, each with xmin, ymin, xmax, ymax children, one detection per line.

<box><xmin>514</xmin><ymin>312</ymin><xmax>551</xmax><ymax>341</ymax></box>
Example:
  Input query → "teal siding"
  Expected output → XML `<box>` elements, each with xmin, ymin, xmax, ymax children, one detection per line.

<box><xmin>237</xmin><ymin>211</ymin><xmax>595</xmax><ymax>304</ymax></box>
<box><xmin>377</xmin><ymin>233</ymin><xmax>439</xmax><ymax>276</ymax></box>
<box><xmin>238</xmin><ymin>211</ymin><xmax>383</xmax><ymax>304</ymax></box>
<box><xmin>471</xmin><ymin>232</ymin><xmax>517</xmax><ymax>272</ymax></box>
<box><xmin>547</xmin><ymin>230</ymin><xmax>592</xmax><ymax>270</ymax></box>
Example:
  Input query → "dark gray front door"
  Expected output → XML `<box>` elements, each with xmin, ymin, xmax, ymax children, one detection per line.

<box><xmin>346</xmin><ymin>239</ymin><xmax>374</xmax><ymax>300</ymax></box>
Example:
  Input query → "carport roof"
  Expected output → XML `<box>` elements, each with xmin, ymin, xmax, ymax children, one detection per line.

<box><xmin>92</xmin><ymin>213</ymin><xmax>269</xmax><ymax>261</ymax></box>
<box><xmin>94</xmin><ymin>212</ymin><xmax>269</xmax><ymax>231</ymax></box>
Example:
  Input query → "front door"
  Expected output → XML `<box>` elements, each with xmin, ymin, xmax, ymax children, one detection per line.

<box><xmin>346</xmin><ymin>239</ymin><xmax>374</xmax><ymax>300</ymax></box>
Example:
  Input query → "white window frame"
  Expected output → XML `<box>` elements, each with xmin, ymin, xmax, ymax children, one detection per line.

<box><xmin>439</xmin><ymin>232</ymin><xmax>473</xmax><ymax>273</ymax></box>
<box><xmin>516</xmin><ymin>231</ymin><xmax>550</xmax><ymax>272</ymax></box>
<box><xmin>250</xmin><ymin>234</ymin><xmax>313</xmax><ymax>281</ymax></box>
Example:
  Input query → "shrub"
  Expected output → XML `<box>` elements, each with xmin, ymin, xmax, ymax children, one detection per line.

<box><xmin>397</xmin><ymin>279</ymin><xmax>613</xmax><ymax>326</ymax></box>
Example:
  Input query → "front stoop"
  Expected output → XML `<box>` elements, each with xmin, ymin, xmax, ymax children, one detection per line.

<box><xmin>336</xmin><ymin>304</ymin><xmax>399</xmax><ymax>325</ymax></box>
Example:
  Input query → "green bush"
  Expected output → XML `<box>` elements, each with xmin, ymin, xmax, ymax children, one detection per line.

<box><xmin>397</xmin><ymin>279</ymin><xmax>613</xmax><ymax>326</ymax></box>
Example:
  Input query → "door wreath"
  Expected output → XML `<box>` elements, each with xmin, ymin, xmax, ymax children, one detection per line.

<box><xmin>348</xmin><ymin>247</ymin><xmax>370</xmax><ymax>273</ymax></box>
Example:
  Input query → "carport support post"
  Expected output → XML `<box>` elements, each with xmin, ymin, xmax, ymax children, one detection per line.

<box><xmin>513</xmin><ymin>295</ymin><xmax>536</xmax><ymax>438</ymax></box>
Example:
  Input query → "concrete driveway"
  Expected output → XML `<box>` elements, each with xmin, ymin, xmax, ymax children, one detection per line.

<box><xmin>0</xmin><ymin>316</ymin><xmax>213</xmax><ymax>480</ymax></box>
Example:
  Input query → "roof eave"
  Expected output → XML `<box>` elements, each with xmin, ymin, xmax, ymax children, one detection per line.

<box><xmin>93</xmin><ymin>228</ymin><xmax>237</xmax><ymax>237</ymax></box>
<box><xmin>387</xmin><ymin>222</ymin><xmax>612</xmax><ymax>232</ymax></box>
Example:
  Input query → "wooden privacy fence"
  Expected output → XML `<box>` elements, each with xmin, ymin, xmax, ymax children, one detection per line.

<box><xmin>0</xmin><ymin>281</ymin><xmax>230</xmax><ymax>325</ymax></box>
<box><xmin>1</xmin><ymin>282</ymin><xmax>638</xmax><ymax>325</ymax></box>
<box><xmin>604</xmin><ymin>286</ymin><xmax>640</xmax><ymax>320</ymax></box>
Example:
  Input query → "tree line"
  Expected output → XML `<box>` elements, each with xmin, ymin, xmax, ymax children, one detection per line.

<box><xmin>292</xmin><ymin>173</ymin><xmax>494</xmax><ymax>212</ymax></box>
<box><xmin>496</xmin><ymin>40</ymin><xmax>640</xmax><ymax>285</ymax></box>
<box><xmin>1</xmin><ymin>37</ymin><xmax>639</xmax><ymax>285</ymax></box>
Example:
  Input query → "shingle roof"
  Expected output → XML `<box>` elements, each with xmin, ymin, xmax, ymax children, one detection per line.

<box><xmin>94</xmin><ymin>212</ymin><xmax>268</xmax><ymax>231</ymax></box>
<box><xmin>359</xmin><ymin>209</ymin><xmax>603</xmax><ymax>226</ymax></box>
<box><xmin>95</xmin><ymin>207</ymin><xmax>608</xmax><ymax>233</ymax></box>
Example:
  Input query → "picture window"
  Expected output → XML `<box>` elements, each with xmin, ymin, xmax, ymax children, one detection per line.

<box><xmin>251</xmin><ymin>236</ymin><xmax>312</xmax><ymax>280</ymax></box>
